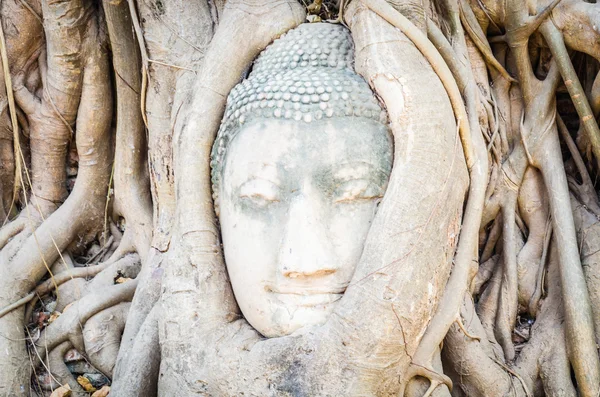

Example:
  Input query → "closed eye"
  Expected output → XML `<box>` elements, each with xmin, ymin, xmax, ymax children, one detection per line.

<box><xmin>333</xmin><ymin>179</ymin><xmax>385</xmax><ymax>203</ymax></box>
<box><xmin>239</xmin><ymin>179</ymin><xmax>281</xmax><ymax>207</ymax></box>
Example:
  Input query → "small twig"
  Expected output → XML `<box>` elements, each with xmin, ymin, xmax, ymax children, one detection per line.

<box><xmin>103</xmin><ymin>163</ymin><xmax>115</xmax><ymax>247</ymax></box>
<box><xmin>456</xmin><ymin>315</ymin><xmax>481</xmax><ymax>341</ymax></box>
<box><xmin>492</xmin><ymin>357</ymin><xmax>533</xmax><ymax>397</ymax></box>
<box><xmin>148</xmin><ymin>58</ymin><xmax>197</xmax><ymax>73</ymax></box>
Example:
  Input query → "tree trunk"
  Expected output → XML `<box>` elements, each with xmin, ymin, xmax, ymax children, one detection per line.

<box><xmin>2</xmin><ymin>0</ymin><xmax>600</xmax><ymax>395</ymax></box>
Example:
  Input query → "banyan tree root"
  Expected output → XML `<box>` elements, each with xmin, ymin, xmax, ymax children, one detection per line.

<box><xmin>4</xmin><ymin>0</ymin><xmax>600</xmax><ymax>395</ymax></box>
<box><xmin>348</xmin><ymin>0</ymin><xmax>489</xmax><ymax>392</ymax></box>
<box><xmin>0</xmin><ymin>0</ymin><xmax>150</xmax><ymax>394</ymax></box>
<box><xmin>144</xmin><ymin>0</ymin><xmax>468</xmax><ymax>395</ymax></box>
<box><xmin>441</xmin><ymin>0</ymin><xmax>600</xmax><ymax>395</ymax></box>
<box><xmin>0</xmin><ymin>1</ymin><xmax>114</xmax><ymax>392</ymax></box>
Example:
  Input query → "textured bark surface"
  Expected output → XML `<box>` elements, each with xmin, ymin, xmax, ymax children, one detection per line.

<box><xmin>2</xmin><ymin>0</ymin><xmax>600</xmax><ymax>395</ymax></box>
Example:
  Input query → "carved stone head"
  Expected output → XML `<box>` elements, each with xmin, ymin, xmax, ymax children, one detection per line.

<box><xmin>211</xmin><ymin>23</ymin><xmax>393</xmax><ymax>337</ymax></box>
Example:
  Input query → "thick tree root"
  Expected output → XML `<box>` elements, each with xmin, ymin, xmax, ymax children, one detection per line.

<box><xmin>112</xmin><ymin>304</ymin><xmax>160</xmax><ymax>396</ymax></box>
<box><xmin>358</xmin><ymin>0</ymin><xmax>488</xmax><ymax>381</ymax></box>
<box><xmin>0</xmin><ymin>261</ymin><xmax>112</xmax><ymax>319</ymax></box>
<box><xmin>4</xmin><ymin>0</ymin><xmax>600</xmax><ymax>395</ymax></box>
<box><xmin>41</xmin><ymin>341</ymin><xmax>85</xmax><ymax>394</ymax></box>
<box><xmin>83</xmin><ymin>302</ymin><xmax>130</xmax><ymax>376</ymax></box>
<box><xmin>33</xmin><ymin>280</ymin><xmax>137</xmax><ymax>365</ymax></box>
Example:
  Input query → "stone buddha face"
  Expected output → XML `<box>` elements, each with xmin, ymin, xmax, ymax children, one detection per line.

<box><xmin>211</xmin><ymin>23</ymin><xmax>393</xmax><ymax>337</ymax></box>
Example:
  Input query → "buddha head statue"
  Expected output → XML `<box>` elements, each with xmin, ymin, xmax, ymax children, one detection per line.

<box><xmin>211</xmin><ymin>23</ymin><xmax>393</xmax><ymax>338</ymax></box>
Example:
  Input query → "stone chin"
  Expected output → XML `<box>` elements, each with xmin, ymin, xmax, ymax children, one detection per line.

<box><xmin>256</xmin><ymin>290</ymin><xmax>344</xmax><ymax>338</ymax></box>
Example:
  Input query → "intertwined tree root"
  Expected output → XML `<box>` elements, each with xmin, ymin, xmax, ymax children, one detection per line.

<box><xmin>2</xmin><ymin>0</ymin><xmax>600</xmax><ymax>396</ymax></box>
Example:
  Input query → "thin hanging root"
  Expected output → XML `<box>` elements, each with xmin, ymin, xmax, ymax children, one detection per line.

<box><xmin>127</xmin><ymin>0</ymin><xmax>149</xmax><ymax>128</ymax></box>
<box><xmin>17</xmin><ymin>0</ymin><xmax>42</xmax><ymax>25</ymax></box>
<box><xmin>0</xmin><ymin>261</ymin><xmax>111</xmax><ymax>319</ymax></box>
<box><xmin>541</xmin><ymin>21</ymin><xmax>600</xmax><ymax>170</ymax></box>
<box><xmin>495</xmin><ymin>192</ymin><xmax>519</xmax><ymax>362</ymax></box>
<box><xmin>456</xmin><ymin>315</ymin><xmax>481</xmax><ymax>341</ymax></box>
<box><xmin>458</xmin><ymin>0</ymin><xmax>516</xmax><ymax>84</ymax></box>
<box><xmin>362</xmin><ymin>1</ymin><xmax>487</xmax><ymax>368</ymax></box>
<box><xmin>557</xmin><ymin>114</ymin><xmax>600</xmax><ymax>216</ymax></box>
<box><xmin>0</xmin><ymin>12</ymin><xmax>23</xmax><ymax>206</ymax></box>
<box><xmin>557</xmin><ymin>116</ymin><xmax>593</xmax><ymax>189</ymax></box>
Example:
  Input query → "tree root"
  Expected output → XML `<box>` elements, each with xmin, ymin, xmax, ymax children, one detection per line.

<box><xmin>41</xmin><ymin>341</ymin><xmax>85</xmax><ymax>394</ymax></box>
<box><xmin>3</xmin><ymin>0</ymin><xmax>600</xmax><ymax>396</ymax></box>
<box><xmin>443</xmin><ymin>296</ymin><xmax>519</xmax><ymax>397</ymax></box>
<box><xmin>458</xmin><ymin>0</ymin><xmax>515</xmax><ymax>83</ymax></box>
<box><xmin>0</xmin><ymin>3</ymin><xmax>114</xmax><ymax>392</ymax></box>
<box><xmin>0</xmin><ymin>261</ymin><xmax>111</xmax><ymax>319</ymax></box>
<box><xmin>495</xmin><ymin>189</ymin><xmax>518</xmax><ymax>361</ymax></box>
<box><xmin>83</xmin><ymin>302</ymin><xmax>130</xmax><ymax>376</ymax></box>
<box><xmin>537</xmin><ymin>133</ymin><xmax>600</xmax><ymax>396</ymax></box>
<box><xmin>54</xmin><ymin>254</ymin><xmax>140</xmax><ymax>312</ymax></box>
<box><xmin>111</xmin><ymin>303</ymin><xmax>160</xmax><ymax>396</ymax></box>
<box><xmin>0</xmin><ymin>215</ymin><xmax>24</xmax><ymax>249</ymax></box>
<box><xmin>399</xmin><ymin>363</ymin><xmax>453</xmax><ymax>397</ymax></box>
<box><xmin>363</xmin><ymin>0</ymin><xmax>488</xmax><ymax>374</ymax></box>
<box><xmin>33</xmin><ymin>280</ymin><xmax>137</xmax><ymax>365</ymax></box>
<box><xmin>541</xmin><ymin>20</ymin><xmax>600</xmax><ymax>170</ymax></box>
<box><xmin>155</xmin><ymin>0</ymin><xmax>305</xmax><ymax>391</ymax></box>
<box><xmin>113</xmin><ymin>249</ymin><xmax>163</xmax><ymax>381</ymax></box>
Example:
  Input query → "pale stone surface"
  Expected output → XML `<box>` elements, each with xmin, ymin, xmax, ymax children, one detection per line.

<box><xmin>218</xmin><ymin>118</ymin><xmax>392</xmax><ymax>337</ymax></box>
<box><xmin>211</xmin><ymin>22</ymin><xmax>393</xmax><ymax>337</ymax></box>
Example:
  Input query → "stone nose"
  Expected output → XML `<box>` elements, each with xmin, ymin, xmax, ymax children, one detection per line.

<box><xmin>278</xmin><ymin>194</ymin><xmax>337</xmax><ymax>279</ymax></box>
